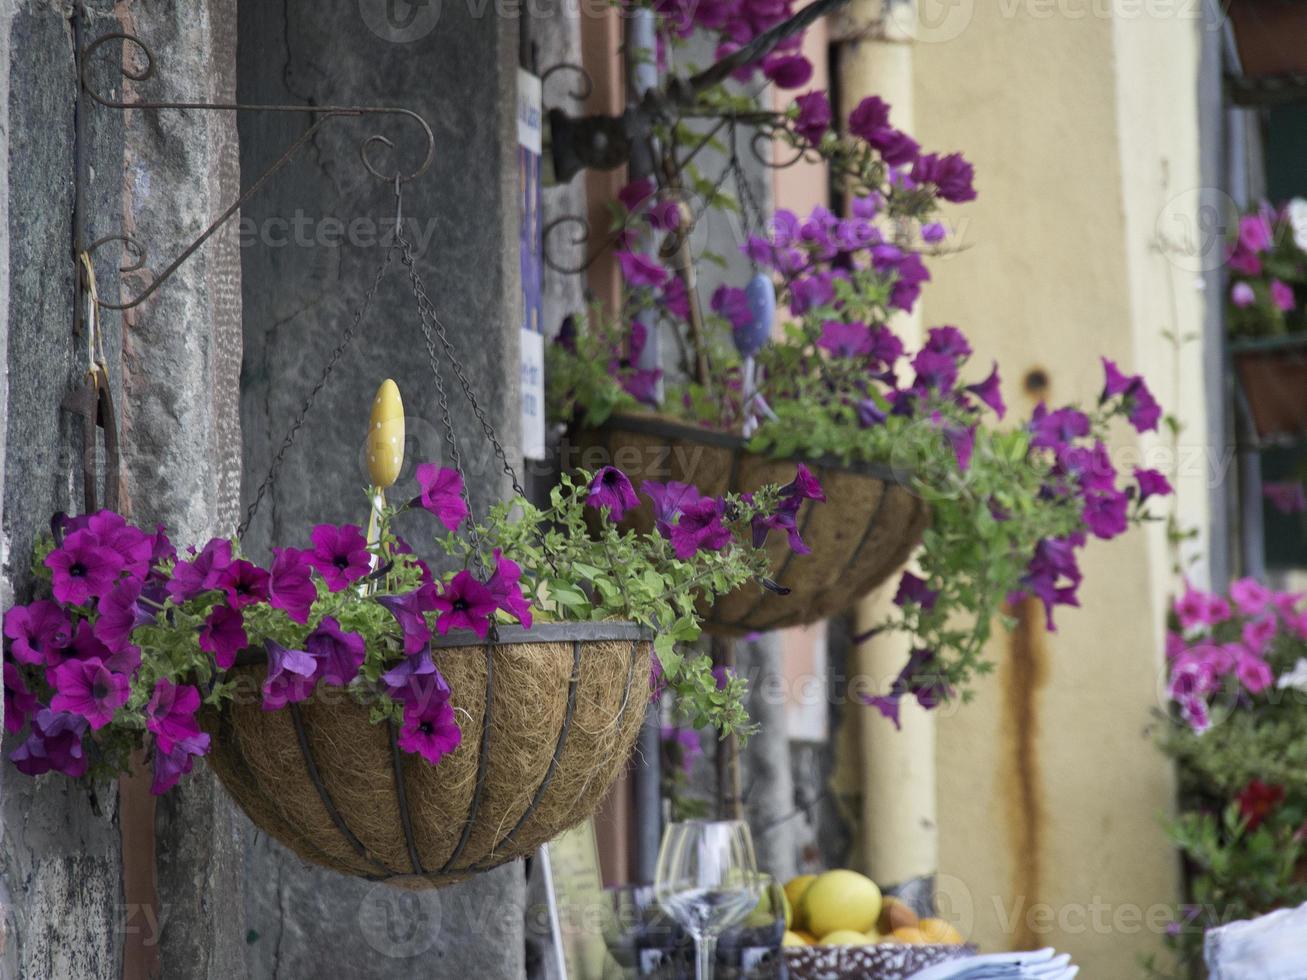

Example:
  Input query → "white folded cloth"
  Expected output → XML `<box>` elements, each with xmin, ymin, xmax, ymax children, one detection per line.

<box><xmin>1204</xmin><ymin>901</ymin><xmax>1307</xmax><ymax>979</ymax></box>
<box><xmin>909</xmin><ymin>948</ymin><xmax>1078</xmax><ymax>980</ymax></box>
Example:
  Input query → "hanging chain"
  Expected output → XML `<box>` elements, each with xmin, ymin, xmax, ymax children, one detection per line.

<box><xmin>237</xmin><ymin>236</ymin><xmax>399</xmax><ymax>539</ymax></box>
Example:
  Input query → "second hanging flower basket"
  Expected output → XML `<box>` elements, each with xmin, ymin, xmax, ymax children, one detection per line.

<box><xmin>581</xmin><ymin>413</ymin><xmax>928</xmax><ymax>635</ymax></box>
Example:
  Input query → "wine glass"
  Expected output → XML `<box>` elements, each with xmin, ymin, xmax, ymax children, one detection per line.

<box><xmin>653</xmin><ymin>820</ymin><xmax>761</xmax><ymax>980</ymax></box>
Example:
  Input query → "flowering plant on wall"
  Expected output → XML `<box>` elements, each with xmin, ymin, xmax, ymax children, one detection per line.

<box><xmin>3</xmin><ymin>463</ymin><xmax>819</xmax><ymax>794</ymax></box>
<box><xmin>1150</xmin><ymin>579</ymin><xmax>1307</xmax><ymax>976</ymax></box>
<box><xmin>1226</xmin><ymin>200</ymin><xmax>1307</xmax><ymax>338</ymax></box>
<box><xmin>549</xmin><ymin>89</ymin><xmax>1171</xmax><ymax>711</ymax></box>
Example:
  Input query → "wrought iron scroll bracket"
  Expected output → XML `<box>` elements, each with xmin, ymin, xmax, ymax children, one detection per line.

<box><xmin>75</xmin><ymin>32</ymin><xmax>436</xmax><ymax>311</ymax></box>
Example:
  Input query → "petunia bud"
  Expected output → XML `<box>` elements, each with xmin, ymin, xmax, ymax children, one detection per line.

<box><xmin>366</xmin><ymin>379</ymin><xmax>405</xmax><ymax>489</ymax></box>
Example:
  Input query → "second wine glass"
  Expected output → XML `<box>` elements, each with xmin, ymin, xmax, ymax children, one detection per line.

<box><xmin>653</xmin><ymin>819</ymin><xmax>760</xmax><ymax>980</ymax></box>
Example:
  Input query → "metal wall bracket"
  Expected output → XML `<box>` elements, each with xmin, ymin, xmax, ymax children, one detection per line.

<box><xmin>74</xmin><ymin>31</ymin><xmax>437</xmax><ymax>311</ymax></box>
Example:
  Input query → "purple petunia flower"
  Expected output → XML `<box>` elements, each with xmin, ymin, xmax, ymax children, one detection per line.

<box><xmin>847</xmin><ymin>96</ymin><xmax>891</xmax><ymax>141</ymax></box>
<box><xmin>911</xmin><ymin>152</ymin><xmax>977</xmax><ymax>203</ymax></box>
<box><xmin>50</xmin><ymin>657</ymin><xmax>129</xmax><ymax>730</ymax></box>
<box><xmin>81</xmin><ymin>512</ymin><xmax>154</xmax><ymax>580</ymax></box>
<box><xmin>269</xmin><ymin>547</ymin><xmax>317</xmax><ymax>624</ymax></box>
<box><xmin>670</xmin><ymin>498</ymin><xmax>732</xmax><ymax>559</ymax></box>
<box><xmin>869</xmin><ymin>128</ymin><xmax>920</xmax><ymax>167</ymax></box>
<box><xmin>641</xmin><ymin>480</ymin><xmax>703</xmax><ymax>539</ymax></box>
<box><xmin>965</xmin><ymin>363</ymin><xmax>1005</xmax><ymax>418</ymax></box>
<box><xmin>617</xmin><ymin>177</ymin><xmax>655</xmax><ymax>213</ymax></box>
<box><xmin>382</xmin><ymin>648</ymin><xmax>452</xmax><ymax>712</ymax></box>
<box><xmin>397</xmin><ymin>697</ymin><xmax>462</xmax><ymax>766</ymax></box>
<box><xmin>1017</xmin><ymin>536</ymin><xmax>1084</xmax><ymax>631</ymax></box>
<box><xmin>921</xmin><ymin>221</ymin><xmax>947</xmax><ymax>244</ymax></box>
<box><xmin>94</xmin><ymin>578</ymin><xmax>155</xmax><ymax>653</ymax></box>
<box><xmin>1082</xmin><ymin>487</ymin><xmax>1129</xmax><ymax>540</ymax></box>
<box><xmin>261</xmin><ymin>640</ymin><xmax>318</xmax><ymax>711</ymax></box>
<box><xmin>10</xmin><ymin>709</ymin><xmax>89</xmax><ymax>777</ymax></box>
<box><xmin>889</xmin><ymin>254</ymin><xmax>930</xmax><ymax>312</ymax></box>
<box><xmin>167</xmin><ymin>537</ymin><xmax>234</xmax><ymax>604</ymax></box>
<box><xmin>793</xmin><ymin>91</ymin><xmax>831</xmax><ymax>144</ymax></box>
<box><xmin>817</xmin><ymin>320</ymin><xmax>873</xmax><ymax>358</ymax></box>
<box><xmin>751</xmin><ymin>497</ymin><xmax>809</xmax><ymax>554</ymax></box>
<box><xmin>857</xmin><ymin>399</ymin><xmax>888</xmax><ymax>428</ymax></box>
<box><xmin>587</xmin><ymin>467</ymin><xmax>640</xmax><ymax>521</ymax></box>
<box><xmin>4</xmin><ymin>663</ymin><xmax>39</xmax><ymax>734</ymax></box>
<box><xmin>1242</xmin><ymin>616</ymin><xmax>1277</xmax><ymax>657</ymax></box>
<box><xmin>306</xmin><ymin>617</ymin><xmax>367</xmax><ymax>688</ymax></box>
<box><xmin>1134</xmin><ymin>467</ymin><xmax>1173</xmax><ymax>503</ymax></box>
<box><xmin>56</xmin><ymin>619</ymin><xmax>138</xmax><ymax>676</ymax></box>
<box><xmin>414</xmin><ymin>464</ymin><xmax>469</xmax><ymax>532</ymax></box>
<box><xmin>377</xmin><ymin>584</ymin><xmax>440</xmax><ymax>655</ymax></box>
<box><xmin>1098</xmin><ymin>358</ymin><xmax>1161</xmax><ymax>433</ymax></box>
<box><xmin>150</xmin><ymin>731</ymin><xmax>210</xmax><ymax>795</ymax></box>
<box><xmin>912</xmin><ymin>349</ymin><xmax>959</xmax><ymax>394</ymax></box>
<box><xmin>1271</xmin><ymin>279</ymin><xmax>1295</xmax><ymax>311</ymax></box>
<box><xmin>308</xmin><ymin>524</ymin><xmax>371</xmax><ymax>593</ymax></box>
<box><xmin>1029</xmin><ymin>404</ymin><xmax>1091</xmax><ymax>451</ymax></box>
<box><xmin>762</xmin><ymin>53</ymin><xmax>812</xmax><ymax>89</ymax></box>
<box><xmin>1263</xmin><ymin>479</ymin><xmax>1306</xmax><ymax>514</ymax></box>
<box><xmin>661</xmin><ymin>276</ymin><xmax>691</xmax><ymax>319</ymax></box>
<box><xmin>45</xmin><ymin>530</ymin><xmax>124</xmax><ymax>606</ymax></box>
<box><xmin>781</xmin><ymin>464</ymin><xmax>826</xmax><ymax>503</ymax></box>
<box><xmin>615</xmin><ymin>251</ymin><xmax>669</xmax><ymax>289</ymax></box>
<box><xmin>219</xmin><ymin>559</ymin><xmax>270</xmax><ymax>609</ymax></box>
<box><xmin>4</xmin><ymin>600</ymin><xmax>72</xmax><ymax>666</ymax></box>
<box><xmin>432</xmin><ymin>571</ymin><xmax>498</xmax><ymax>638</ymax></box>
<box><xmin>925</xmin><ymin>325</ymin><xmax>971</xmax><ymax>360</ymax></box>
<box><xmin>857</xmin><ymin>648</ymin><xmax>953</xmax><ymax>730</ymax></box>
<box><xmin>711</xmin><ymin>284</ymin><xmax>752</xmax><ymax>331</ymax></box>
<box><xmin>487</xmin><ymin>552</ymin><xmax>533</xmax><ymax>629</ymax></box>
<box><xmin>200</xmin><ymin>605</ymin><xmax>247</xmax><ymax>670</ymax></box>
<box><xmin>661</xmin><ymin>726</ymin><xmax>703</xmax><ymax>775</ymax></box>
<box><xmin>893</xmin><ymin>571</ymin><xmax>939</xmax><ymax>611</ymax></box>
<box><xmin>146</xmin><ymin>679</ymin><xmax>208</xmax><ymax>755</ymax></box>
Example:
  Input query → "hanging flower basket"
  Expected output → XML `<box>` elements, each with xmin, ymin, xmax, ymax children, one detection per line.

<box><xmin>1232</xmin><ymin>336</ymin><xmax>1307</xmax><ymax>442</ymax></box>
<box><xmin>580</xmin><ymin>414</ymin><xmax>929</xmax><ymax>635</ymax></box>
<box><xmin>207</xmin><ymin>622</ymin><xmax>650</xmax><ymax>886</ymax></box>
<box><xmin>1227</xmin><ymin>0</ymin><xmax>1307</xmax><ymax>84</ymax></box>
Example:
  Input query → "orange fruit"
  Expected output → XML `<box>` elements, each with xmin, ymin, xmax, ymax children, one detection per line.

<box><xmin>918</xmin><ymin>917</ymin><xmax>964</xmax><ymax>945</ymax></box>
<box><xmin>889</xmin><ymin>926</ymin><xmax>928</xmax><ymax>945</ymax></box>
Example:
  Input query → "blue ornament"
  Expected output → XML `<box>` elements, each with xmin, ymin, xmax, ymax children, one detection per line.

<box><xmin>734</xmin><ymin>273</ymin><xmax>775</xmax><ymax>357</ymax></box>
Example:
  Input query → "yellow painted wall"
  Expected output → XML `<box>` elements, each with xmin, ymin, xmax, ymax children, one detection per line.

<box><xmin>911</xmin><ymin>6</ymin><xmax>1210</xmax><ymax>975</ymax></box>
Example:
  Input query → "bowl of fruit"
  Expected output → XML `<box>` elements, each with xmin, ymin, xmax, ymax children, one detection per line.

<box><xmin>781</xmin><ymin>870</ymin><xmax>974</xmax><ymax>980</ymax></box>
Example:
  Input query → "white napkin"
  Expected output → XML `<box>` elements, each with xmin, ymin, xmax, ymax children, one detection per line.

<box><xmin>909</xmin><ymin>948</ymin><xmax>1078</xmax><ymax>980</ymax></box>
<box><xmin>1204</xmin><ymin>901</ymin><xmax>1307</xmax><ymax>980</ymax></box>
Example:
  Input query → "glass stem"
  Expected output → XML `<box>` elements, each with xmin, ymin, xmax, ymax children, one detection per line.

<box><xmin>695</xmin><ymin>934</ymin><xmax>717</xmax><ymax>980</ymax></box>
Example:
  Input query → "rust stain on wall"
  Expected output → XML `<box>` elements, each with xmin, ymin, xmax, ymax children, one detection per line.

<box><xmin>1000</xmin><ymin>596</ymin><xmax>1050</xmax><ymax>951</ymax></box>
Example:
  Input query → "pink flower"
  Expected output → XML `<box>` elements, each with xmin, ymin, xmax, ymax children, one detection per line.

<box><xmin>586</xmin><ymin>467</ymin><xmax>640</xmax><ymax>521</ymax></box>
<box><xmin>146</xmin><ymin>679</ymin><xmax>208</xmax><ymax>754</ymax></box>
<box><xmin>670</xmin><ymin>498</ymin><xmax>732</xmax><ymax>559</ymax></box>
<box><xmin>762</xmin><ymin>53</ymin><xmax>812</xmax><ymax>89</ymax></box>
<box><xmin>1236</xmin><ymin>649</ymin><xmax>1274</xmax><ymax>694</ymax></box>
<box><xmin>219</xmin><ymin>559</ymin><xmax>270</xmax><ymax>609</ymax></box>
<box><xmin>45</xmin><ymin>530</ymin><xmax>123</xmax><ymax>605</ymax></box>
<box><xmin>432</xmin><ymin>571</ymin><xmax>497</xmax><ymax>638</ymax></box>
<box><xmin>307</xmin><ymin>524</ymin><xmax>371</xmax><ymax>592</ymax></box>
<box><xmin>793</xmin><ymin>91</ymin><xmax>831</xmax><ymax>144</ymax></box>
<box><xmin>1134</xmin><ymin>467</ymin><xmax>1173</xmax><ymax>503</ymax></box>
<box><xmin>1242</xmin><ymin>616</ymin><xmax>1277</xmax><ymax>657</ymax></box>
<box><xmin>200</xmin><ymin>606</ymin><xmax>247</xmax><ymax>670</ymax></box>
<box><xmin>1271</xmin><ymin>279</ymin><xmax>1295</xmax><ymax>311</ymax></box>
<box><xmin>377</xmin><ymin>584</ymin><xmax>440</xmax><ymax>655</ymax></box>
<box><xmin>1231</xmin><ymin>282</ymin><xmax>1255</xmax><ymax>308</ymax></box>
<box><xmin>397</xmin><ymin>697</ymin><xmax>461</xmax><ymax>766</ymax></box>
<box><xmin>4</xmin><ymin>663</ymin><xmax>39</xmax><ymax>734</ymax></box>
<box><xmin>269</xmin><ymin>547</ymin><xmax>316</xmax><ymax>624</ymax></box>
<box><xmin>94</xmin><ymin>578</ymin><xmax>155</xmax><ymax>653</ymax></box>
<box><xmin>4</xmin><ymin>600</ymin><xmax>71</xmax><ymax>665</ymax></box>
<box><xmin>50</xmin><ymin>658</ymin><xmax>129</xmax><ymax>730</ymax></box>
<box><xmin>616</xmin><ymin>251</ymin><xmax>670</xmax><ymax>288</ymax></box>
<box><xmin>414</xmin><ymin>464</ymin><xmax>469</xmax><ymax>532</ymax></box>
<box><xmin>487</xmin><ymin>552</ymin><xmax>533</xmax><ymax>629</ymax></box>
<box><xmin>305</xmin><ymin>617</ymin><xmax>366</xmax><ymax>688</ymax></box>
<box><xmin>167</xmin><ymin>538</ymin><xmax>233</xmax><ymax>603</ymax></box>
<box><xmin>1174</xmin><ymin>581</ymin><xmax>1231</xmax><ymax>631</ymax></box>
<box><xmin>1230</xmin><ymin>578</ymin><xmax>1273</xmax><ymax>617</ymax></box>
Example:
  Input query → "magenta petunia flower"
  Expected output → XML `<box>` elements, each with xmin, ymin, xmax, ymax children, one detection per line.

<box><xmin>893</xmin><ymin>571</ymin><xmax>939</xmax><ymax>611</ymax></box>
<box><xmin>1266</xmin><ymin>480</ymin><xmax>1307</xmax><ymax>514</ymax></box>
<box><xmin>762</xmin><ymin>53</ymin><xmax>812</xmax><ymax>89</ymax></box>
<box><xmin>661</xmin><ymin>276</ymin><xmax>691</xmax><ymax>319</ymax></box>
<box><xmin>1242</xmin><ymin>616</ymin><xmax>1277</xmax><ymax>657</ymax></box>
<box><xmin>1028</xmin><ymin>404</ymin><xmax>1091</xmax><ymax>451</ymax></box>
<box><xmin>94</xmin><ymin>578</ymin><xmax>155</xmax><ymax>653</ymax></box>
<box><xmin>81</xmin><ymin>511</ymin><xmax>154</xmax><ymax>580</ymax></box>
<box><xmin>1235</xmin><ymin>649</ymin><xmax>1274</xmax><ymax>694</ymax></box>
<box><xmin>4</xmin><ymin>600</ymin><xmax>72</xmax><ymax>666</ymax></box>
<box><xmin>150</xmin><ymin>732</ymin><xmax>210</xmax><ymax>795</ymax></box>
<box><xmin>306</xmin><ymin>617</ymin><xmax>367</xmax><ymax>687</ymax></box>
<box><xmin>670</xmin><ymin>498</ymin><xmax>732</xmax><ymax>559</ymax></box>
<box><xmin>1098</xmin><ymin>358</ymin><xmax>1161</xmax><ymax>433</ymax></box>
<box><xmin>261</xmin><ymin>640</ymin><xmax>318</xmax><ymax>711</ymax></box>
<box><xmin>617</xmin><ymin>177</ymin><xmax>656</xmax><ymax>212</ymax></box>
<box><xmin>45</xmin><ymin>530</ymin><xmax>124</xmax><ymax>605</ymax></box>
<box><xmin>751</xmin><ymin>498</ymin><xmax>809</xmax><ymax>555</ymax></box>
<box><xmin>615</xmin><ymin>251</ymin><xmax>670</xmax><ymax>288</ymax></box>
<box><xmin>269</xmin><ymin>547</ymin><xmax>317</xmax><ymax>624</ymax></box>
<box><xmin>381</xmin><ymin>648</ymin><xmax>451</xmax><ymax>711</ymax></box>
<box><xmin>965</xmin><ymin>363</ymin><xmax>1005</xmax><ymax>419</ymax></box>
<box><xmin>817</xmin><ymin>320</ymin><xmax>873</xmax><ymax>358</ymax></box>
<box><xmin>307</xmin><ymin>524</ymin><xmax>371</xmax><ymax>593</ymax></box>
<box><xmin>711</xmin><ymin>285</ymin><xmax>752</xmax><ymax>331</ymax></box>
<box><xmin>793</xmin><ymin>90</ymin><xmax>831</xmax><ymax>144</ymax></box>
<box><xmin>781</xmin><ymin>464</ymin><xmax>826</xmax><ymax>503</ymax></box>
<box><xmin>414</xmin><ymin>464</ymin><xmax>469</xmax><ymax>532</ymax></box>
<box><xmin>50</xmin><ymin>657</ymin><xmax>129</xmax><ymax>730</ymax></box>
<box><xmin>911</xmin><ymin>152</ymin><xmax>977</xmax><ymax>203</ymax></box>
<box><xmin>199</xmin><ymin>605</ymin><xmax>247</xmax><ymax>670</ymax></box>
<box><xmin>1230</xmin><ymin>577</ymin><xmax>1273</xmax><ymax>617</ymax></box>
<box><xmin>1134</xmin><ymin>467</ymin><xmax>1173</xmax><ymax>503</ymax></box>
<box><xmin>4</xmin><ymin>663</ymin><xmax>39</xmax><ymax>734</ymax></box>
<box><xmin>219</xmin><ymin>559</ymin><xmax>270</xmax><ymax>609</ymax></box>
<box><xmin>146</xmin><ymin>679</ymin><xmax>207</xmax><ymax>754</ymax></box>
<box><xmin>1082</xmin><ymin>487</ymin><xmax>1129</xmax><ymax>540</ymax></box>
<box><xmin>1238</xmin><ymin>212</ymin><xmax>1272</xmax><ymax>253</ymax></box>
<box><xmin>1174</xmin><ymin>581</ymin><xmax>1231</xmax><ymax>630</ymax></box>
<box><xmin>847</xmin><ymin>95</ymin><xmax>891</xmax><ymax>142</ymax></box>
<box><xmin>487</xmin><ymin>552</ymin><xmax>533</xmax><ymax>629</ymax></box>
<box><xmin>167</xmin><ymin>537</ymin><xmax>233</xmax><ymax>603</ymax></box>
<box><xmin>587</xmin><ymin>467</ymin><xmax>640</xmax><ymax>521</ymax></box>
<box><xmin>641</xmin><ymin>481</ymin><xmax>703</xmax><ymax>540</ymax></box>
<box><xmin>56</xmin><ymin>620</ymin><xmax>138</xmax><ymax>676</ymax></box>
<box><xmin>397</xmin><ymin>697</ymin><xmax>462</xmax><ymax>766</ymax></box>
<box><xmin>431</xmin><ymin>571</ymin><xmax>497</xmax><ymax>638</ymax></box>
<box><xmin>1271</xmin><ymin>279</ymin><xmax>1295</xmax><ymax>311</ymax></box>
<box><xmin>1017</xmin><ymin>536</ymin><xmax>1084</xmax><ymax>631</ymax></box>
<box><xmin>377</xmin><ymin>583</ymin><xmax>440</xmax><ymax>655</ymax></box>
<box><xmin>10</xmin><ymin>709</ymin><xmax>89</xmax><ymax>777</ymax></box>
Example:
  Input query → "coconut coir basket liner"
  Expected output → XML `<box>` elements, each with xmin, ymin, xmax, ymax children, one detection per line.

<box><xmin>205</xmin><ymin>622</ymin><xmax>651</xmax><ymax>888</ymax></box>
<box><xmin>578</xmin><ymin>414</ymin><xmax>930</xmax><ymax>635</ymax></box>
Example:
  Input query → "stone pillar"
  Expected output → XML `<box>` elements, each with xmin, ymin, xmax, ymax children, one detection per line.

<box><xmin>236</xmin><ymin>1</ymin><xmax>525</xmax><ymax>976</ymax></box>
<box><xmin>0</xmin><ymin>2</ymin><xmax>125</xmax><ymax>977</ymax></box>
<box><xmin>113</xmin><ymin>0</ymin><xmax>249</xmax><ymax>976</ymax></box>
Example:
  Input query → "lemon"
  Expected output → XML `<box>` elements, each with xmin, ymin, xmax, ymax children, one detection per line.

<box><xmin>820</xmin><ymin>929</ymin><xmax>871</xmax><ymax>946</ymax></box>
<box><xmin>803</xmin><ymin>870</ymin><xmax>882</xmax><ymax>937</ymax></box>
<box><xmin>889</xmin><ymin>926</ymin><xmax>927</xmax><ymax>945</ymax></box>
<box><xmin>784</xmin><ymin>874</ymin><xmax>816</xmax><ymax>928</ymax></box>
<box><xmin>782</xmin><ymin>930</ymin><xmax>808</xmax><ymax>948</ymax></box>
